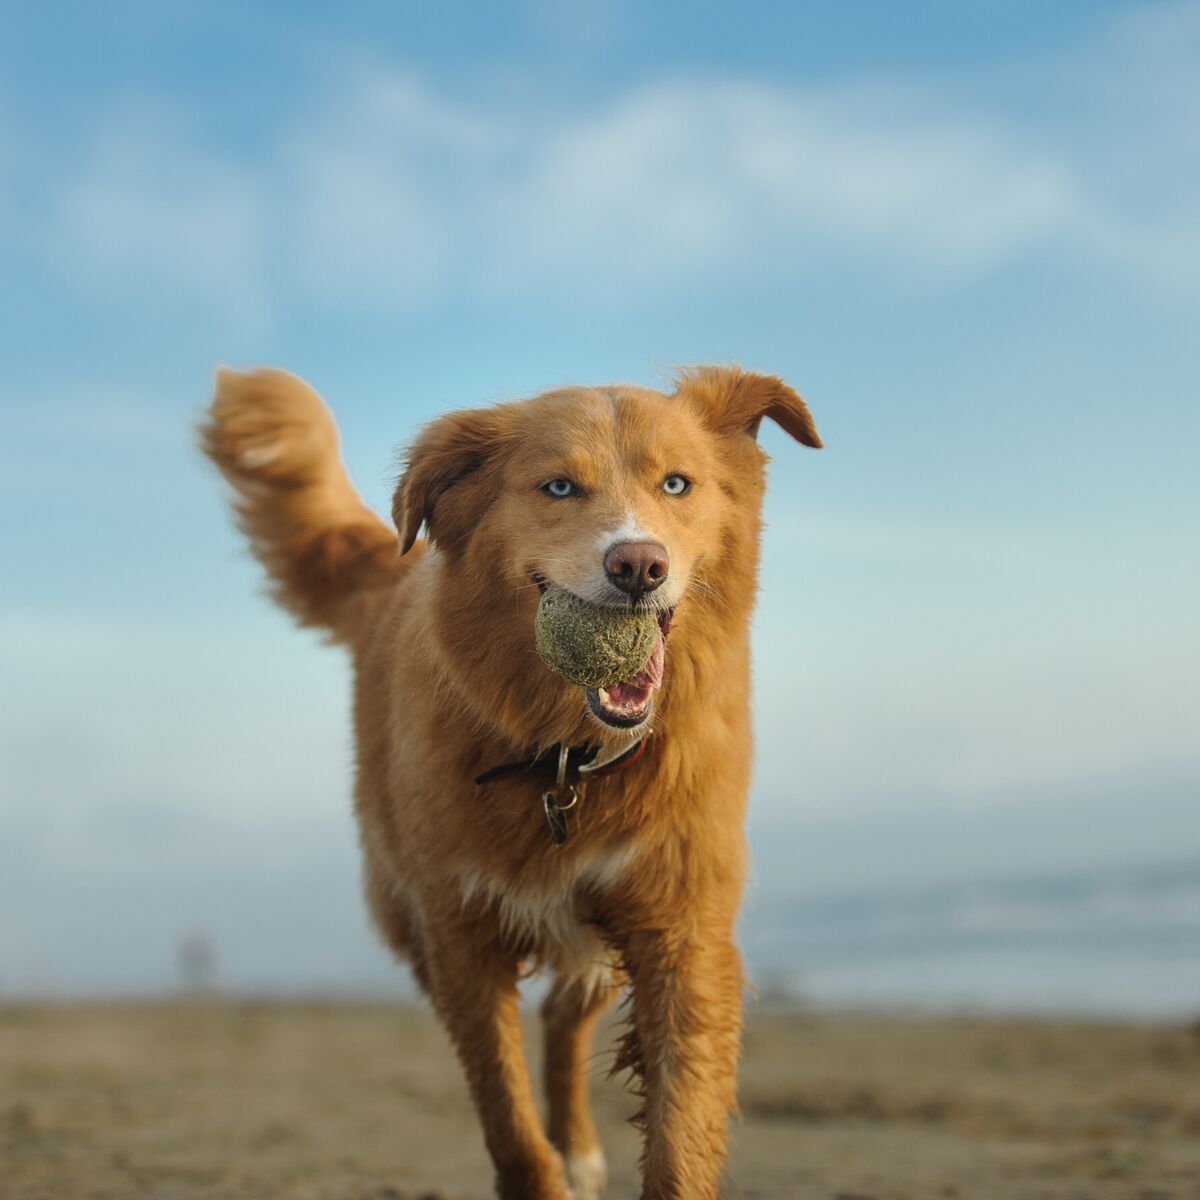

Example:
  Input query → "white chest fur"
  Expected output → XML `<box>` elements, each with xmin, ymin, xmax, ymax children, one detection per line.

<box><xmin>458</xmin><ymin>843</ymin><xmax>639</xmax><ymax>994</ymax></box>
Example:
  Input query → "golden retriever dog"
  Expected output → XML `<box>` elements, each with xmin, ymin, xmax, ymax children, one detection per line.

<box><xmin>200</xmin><ymin>365</ymin><xmax>821</xmax><ymax>1199</ymax></box>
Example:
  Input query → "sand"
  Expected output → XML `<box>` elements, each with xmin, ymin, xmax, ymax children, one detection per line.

<box><xmin>2</xmin><ymin>1000</ymin><xmax>1198</xmax><ymax>1199</ymax></box>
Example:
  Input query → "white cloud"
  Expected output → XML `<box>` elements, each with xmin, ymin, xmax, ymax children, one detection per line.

<box><xmin>43</xmin><ymin>4</ymin><xmax>1200</xmax><ymax>318</ymax></box>
<box><xmin>276</xmin><ymin>73</ymin><xmax>1083</xmax><ymax>300</ymax></box>
<box><xmin>279</xmin><ymin>74</ymin><xmax>508</xmax><ymax>302</ymax></box>
<box><xmin>505</xmin><ymin>82</ymin><xmax>1079</xmax><ymax>285</ymax></box>
<box><xmin>53</xmin><ymin>120</ymin><xmax>269</xmax><ymax>325</ymax></box>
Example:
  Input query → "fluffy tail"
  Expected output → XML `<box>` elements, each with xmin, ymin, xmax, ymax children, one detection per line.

<box><xmin>199</xmin><ymin>368</ymin><xmax>400</xmax><ymax>643</ymax></box>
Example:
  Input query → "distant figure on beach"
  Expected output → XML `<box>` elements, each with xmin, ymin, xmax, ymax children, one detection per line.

<box><xmin>178</xmin><ymin>931</ymin><xmax>217</xmax><ymax>996</ymax></box>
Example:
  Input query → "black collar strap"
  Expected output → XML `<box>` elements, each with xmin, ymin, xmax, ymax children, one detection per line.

<box><xmin>474</xmin><ymin>736</ymin><xmax>648</xmax><ymax>787</ymax></box>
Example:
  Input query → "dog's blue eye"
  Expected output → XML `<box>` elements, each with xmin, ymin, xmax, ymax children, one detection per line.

<box><xmin>543</xmin><ymin>479</ymin><xmax>576</xmax><ymax>498</ymax></box>
<box><xmin>662</xmin><ymin>475</ymin><xmax>690</xmax><ymax>496</ymax></box>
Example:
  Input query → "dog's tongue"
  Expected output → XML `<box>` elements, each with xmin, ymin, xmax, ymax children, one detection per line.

<box><xmin>604</xmin><ymin>630</ymin><xmax>664</xmax><ymax>706</ymax></box>
<box><xmin>638</xmin><ymin>631</ymin><xmax>665</xmax><ymax>689</ymax></box>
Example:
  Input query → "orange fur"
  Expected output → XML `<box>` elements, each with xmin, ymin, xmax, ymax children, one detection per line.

<box><xmin>200</xmin><ymin>365</ymin><xmax>821</xmax><ymax>1200</ymax></box>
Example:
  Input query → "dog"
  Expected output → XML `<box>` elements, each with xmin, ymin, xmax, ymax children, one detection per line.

<box><xmin>201</xmin><ymin>365</ymin><xmax>821</xmax><ymax>1199</ymax></box>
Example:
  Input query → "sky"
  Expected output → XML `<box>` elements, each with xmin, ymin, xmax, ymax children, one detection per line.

<box><xmin>1</xmin><ymin>1</ymin><xmax>1197</xmax><ymax>1001</ymax></box>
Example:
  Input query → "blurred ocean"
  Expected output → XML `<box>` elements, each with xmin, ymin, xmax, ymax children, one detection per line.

<box><xmin>4</xmin><ymin>780</ymin><xmax>1197</xmax><ymax>1018</ymax></box>
<box><xmin>744</xmin><ymin>855</ymin><xmax>1200</xmax><ymax>1018</ymax></box>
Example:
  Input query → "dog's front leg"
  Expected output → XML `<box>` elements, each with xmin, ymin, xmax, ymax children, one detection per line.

<box><xmin>623</xmin><ymin>926</ymin><xmax>743</xmax><ymax>1200</ymax></box>
<box><xmin>541</xmin><ymin>972</ymin><xmax>621</xmax><ymax>1199</ymax></box>
<box><xmin>423</xmin><ymin>913</ymin><xmax>571</xmax><ymax>1200</ymax></box>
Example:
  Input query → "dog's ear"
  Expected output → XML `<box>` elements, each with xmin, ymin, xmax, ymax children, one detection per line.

<box><xmin>679</xmin><ymin>365</ymin><xmax>822</xmax><ymax>448</ymax></box>
<box><xmin>393</xmin><ymin>406</ymin><xmax>515</xmax><ymax>554</ymax></box>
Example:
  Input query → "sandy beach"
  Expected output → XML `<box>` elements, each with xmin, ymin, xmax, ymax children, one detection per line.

<box><xmin>3</xmin><ymin>1000</ymin><xmax>1198</xmax><ymax>1199</ymax></box>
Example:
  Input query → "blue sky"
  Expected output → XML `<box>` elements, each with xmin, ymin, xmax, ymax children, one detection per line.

<box><xmin>1</xmin><ymin>1</ymin><xmax>1197</xmax><ymax>997</ymax></box>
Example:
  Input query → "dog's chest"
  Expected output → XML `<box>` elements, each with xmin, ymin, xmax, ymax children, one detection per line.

<box><xmin>458</xmin><ymin>844</ymin><xmax>638</xmax><ymax>984</ymax></box>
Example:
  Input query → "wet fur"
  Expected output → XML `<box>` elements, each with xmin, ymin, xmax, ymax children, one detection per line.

<box><xmin>200</xmin><ymin>366</ymin><xmax>820</xmax><ymax>1200</ymax></box>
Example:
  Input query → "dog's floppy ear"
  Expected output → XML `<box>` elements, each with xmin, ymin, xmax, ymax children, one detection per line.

<box><xmin>679</xmin><ymin>365</ymin><xmax>822</xmax><ymax>448</ymax></box>
<box><xmin>393</xmin><ymin>406</ymin><xmax>515</xmax><ymax>554</ymax></box>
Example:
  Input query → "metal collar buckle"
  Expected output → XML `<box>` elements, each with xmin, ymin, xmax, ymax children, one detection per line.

<box><xmin>542</xmin><ymin>744</ymin><xmax>580</xmax><ymax>846</ymax></box>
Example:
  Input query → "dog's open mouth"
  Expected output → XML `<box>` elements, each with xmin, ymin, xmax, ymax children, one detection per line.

<box><xmin>532</xmin><ymin>573</ymin><xmax>673</xmax><ymax>729</ymax></box>
<box><xmin>586</xmin><ymin>608</ymin><xmax>672</xmax><ymax>728</ymax></box>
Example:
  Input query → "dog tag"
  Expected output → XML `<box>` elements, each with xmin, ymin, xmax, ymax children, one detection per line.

<box><xmin>543</xmin><ymin>790</ymin><xmax>570</xmax><ymax>846</ymax></box>
<box><xmin>541</xmin><ymin>780</ymin><xmax>579</xmax><ymax>847</ymax></box>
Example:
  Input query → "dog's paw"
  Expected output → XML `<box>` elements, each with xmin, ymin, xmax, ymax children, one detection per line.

<box><xmin>564</xmin><ymin>1146</ymin><xmax>607</xmax><ymax>1200</ymax></box>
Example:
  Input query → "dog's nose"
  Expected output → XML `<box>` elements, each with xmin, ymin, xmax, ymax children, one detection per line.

<box><xmin>604</xmin><ymin>541</ymin><xmax>670</xmax><ymax>597</ymax></box>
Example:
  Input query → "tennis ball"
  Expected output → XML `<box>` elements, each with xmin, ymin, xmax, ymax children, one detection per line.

<box><xmin>535</xmin><ymin>586</ymin><xmax>659</xmax><ymax>689</ymax></box>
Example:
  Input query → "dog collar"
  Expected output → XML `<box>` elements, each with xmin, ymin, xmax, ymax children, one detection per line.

<box><xmin>474</xmin><ymin>734</ymin><xmax>649</xmax><ymax>846</ymax></box>
<box><xmin>474</xmin><ymin>735</ymin><xmax>648</xmax><ymax>786</ymax></box>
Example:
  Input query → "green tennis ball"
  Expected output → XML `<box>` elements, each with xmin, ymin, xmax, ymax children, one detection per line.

<box><xmin>535</xmin><ymin>585</ymin><xmax>659</xmax><ymax>689</ymax></box>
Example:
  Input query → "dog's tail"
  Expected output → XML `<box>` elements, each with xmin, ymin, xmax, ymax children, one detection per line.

<box><xmin>199</xmin><ymin>368</ymin><xmax>400</xmax><ymax>643</ymax></box>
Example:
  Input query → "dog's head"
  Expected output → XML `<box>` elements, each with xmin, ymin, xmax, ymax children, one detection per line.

<box><xmin>394</xmin><ymin>366</ymin><xmax>820</xmax><ymax>740</ymax></box>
